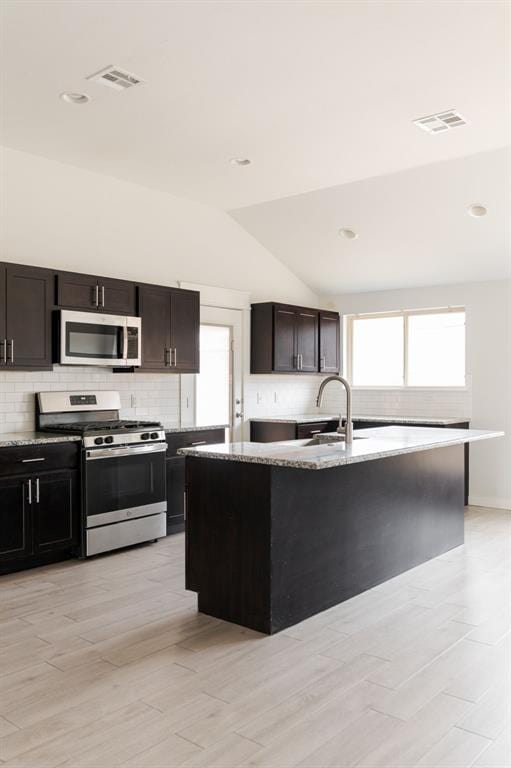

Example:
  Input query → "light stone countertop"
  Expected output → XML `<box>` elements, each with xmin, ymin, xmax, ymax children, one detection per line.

<box><xmin>249</xmin><ymin>414</ymin><xmax>469</xmax><ymax>425</ymax></box>
<box><xmin>179</xmin><ymin>426</ymin><xmax>503</xmax><ymax>470</ymax></box>
<box><xmin>0</xmin><ymin>432</ymin><xmax>82</xmax><ymax>448</ymax></box>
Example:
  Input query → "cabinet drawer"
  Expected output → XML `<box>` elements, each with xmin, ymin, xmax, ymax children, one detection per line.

<box><xmin>296</xmin><ymin>421</ymin><xmax>339</xmax><ymax>439</ymax></box>
<box><xmin>0</xmin><ymin>443</ymin><xmax>80</xmax><ymax>477</ymax></box>
<box><xmin>165</xmin><ymin>428</ymin><xmax>225</xmax><ymax>457</ymax></box>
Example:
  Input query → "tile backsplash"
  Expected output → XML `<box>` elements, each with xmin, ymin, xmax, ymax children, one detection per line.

<box><xmin>244</xmin><ymin>375</ymin><xmax>471</xmax><ymax>422</ymax></box>
<box><xmin>318</xmin><ymin>384</ymin><xmax>472</xmax><ymax>421</ymax></box>
<box><xmin>0</xmin><ymin>367</ymin><xmax>181</xmax><ymax>435</ymax></box>
<box><xmin>0</xmin><ymin>366</ymin><xmax>472</xmax><ymax>436</ymax></box>
<box><xmin>244</xmin><ymin>375</ymin><xmax>323</xmax><ymax>420</ymax></box>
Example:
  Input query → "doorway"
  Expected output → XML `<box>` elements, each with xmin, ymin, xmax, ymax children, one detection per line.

<box><xmin>182</xmin><ymin>306</ymin><xmax>244</xmax><ymax>442</ymax></box>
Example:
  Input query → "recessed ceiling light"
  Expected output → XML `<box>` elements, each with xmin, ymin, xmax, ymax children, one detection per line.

<box><xmin>467</xmin><ymin>204</ymin><xmax>487</xmax><ymax>218</ymax></box>
<box><xmin>230</xmin><ymin>157</ymin><xmax>251</xmax><ymax>166</ymax></box>
<box><xmin>60</xmin><ymin>92</ymin><xmax>90</xmax><ymax>105</ymax></box>
<box><xmin>338</xmin><ymin>228</ymin><xmax>358</xmax><ymax>240</ymax></box>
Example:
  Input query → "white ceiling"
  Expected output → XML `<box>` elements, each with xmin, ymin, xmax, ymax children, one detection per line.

<box><xmin>1</xmin><ymin>0</ymin><xmax>510</xmax><ymax>211</ymax></box>
<box><xmin>231</xmin><ymin>148</ymin><xmax>511</xmax><ymax>294</ymax></box>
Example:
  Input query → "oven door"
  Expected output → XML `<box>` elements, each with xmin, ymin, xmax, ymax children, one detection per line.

<box><xmin>84</xmin><ymin>443</ymin><xmax>167</xmax><ymax>527</ymax></box>
<box><xmin>60</xmin><ymin>310</ymin><xmax>135</xmax><ymax>367</ymax></box>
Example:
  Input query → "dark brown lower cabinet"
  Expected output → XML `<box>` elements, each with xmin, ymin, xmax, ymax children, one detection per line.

<box><xmin>250</xmin><ymin>420</ymin><xmax>340</xmax><ymax>443</ymax></box>
<box><xmin>0</xmin><ymin>476</ymin><xmax>31</xmax><ymax>562</ymax></box>
<box><xmin>166</xmin><ymin>428</ymin><xmax>226</xmax><ymax>535</ymax></box>
<box><xmin>33</xmin><ymin>471</ymin><xmax>78</xmax><ymax>553</ymax></box>
<box><xmin>0</xmin><ymin>445</ymin><xmax>80</xmax><ymax>573</ymax></box>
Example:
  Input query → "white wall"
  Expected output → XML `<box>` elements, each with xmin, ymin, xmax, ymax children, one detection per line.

<box><xmin>0</xmin><ymin>146</ymin><xmax>320</xmax><ymax>434</ymax></box>
<box><xmin>0</xmin><ymin>146</ymin><xmax>317</xmax><ymax>306</ymax></box>
<box><xmin>320</xmin><ymin>280</ymin><xmax>511</xmax><ymax>510</ymax></box>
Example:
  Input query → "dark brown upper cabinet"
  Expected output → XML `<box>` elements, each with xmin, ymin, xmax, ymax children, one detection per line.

<box><xmin>169</xmin><ymin>289</ymin><xmax>200</xmax><ymax>372</ymax></box>
<box><xmin>296</xmin><ymin>308</ymin><xmax>319</xmax><ymax>372</ymax></box>
<box><xmin>319</xmin><ymin>311</ymin><xmax>340</xmax><ymax>374</ymax></box>
<box><xmin>138</xmin><ymin>285</ymin><xmax>199</xmax><ymax>373</ymax></box>
<box><xmin>57</xmin><ymin>271</ymin><xmax>136</xmax><ymax>315</ymax></box>
<box><xmin>251</xmin><ymin>302</ymin><xmax>339</xmax><ymax>374</ymax></box>
<box><xmin>138</xmin><ymin>285</ymin><xmax>171</xmax><ymax>370</ymax></box>
<box><xmin>0</xmin><ymin>263</ymin><xmax>53</xmax><ymax>370</ymax></box>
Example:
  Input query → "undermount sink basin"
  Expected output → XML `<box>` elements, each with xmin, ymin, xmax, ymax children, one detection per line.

<box><xmin>302</xmin><ymin>434</ymin><xmax>367</xmax><ymax>447</ymax></box>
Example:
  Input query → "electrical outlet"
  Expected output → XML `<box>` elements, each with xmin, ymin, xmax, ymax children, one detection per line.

<box><xmin>256</xmin><ymin>392</ymin><xmax>263</xmax><ymax>404</ymax></box>
<box><xmin>274</xmin><ymin>392</ymin><xmax>279</xmax><ymax>404</ymax></box>
<box><xmin>130</xmin><ymin>394</ymin><xmax>137</xmax><ymax>408</ymax></box>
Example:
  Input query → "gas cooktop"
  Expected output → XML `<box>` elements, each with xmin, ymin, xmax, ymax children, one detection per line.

<box><xmin>44</xmin><ymin>419</ymin><xmax>162</xmax><ymax>435</ymax></box>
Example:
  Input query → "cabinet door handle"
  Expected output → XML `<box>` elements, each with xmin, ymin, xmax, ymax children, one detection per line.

<box><xmin>101</xmin><ymin>285</ymin><xmax>105</xmax><ymax>308</ymax></box>
<box><xmin>164</xmin><ymin>348</ymin><xmax>171</xmax><ymax>366</ymax></box>
<box><xmin>94</xmin><ymin>285</ymin><xmax>99</xmax><ymax>307</ymax></box>
<box><xmin>190</xmin><ymin>441</ymin><xmax>207</xmax><ymax>446</ymax></box>
<box><xmin>21</xmin><ymin>457</ymin><xmax>46</xmax><ymax>463</ymax></box>
<box><xmin>172</xmin><ymin>348</ymin><xmax>177</xmax><ymax>367</ymax></box>
<box><xmin>297</xmin><ymin>353</ymin><xmax>303</xmax><ymax>370</ymax></box>
<box><xmin>1</xmin><ymin>339</ymin><xmax>6</xmax><ymax>365</ymax></box>
<box><xmin>7</xmin><ymin>339</ymin><xmax>14</xmax><ymax>364</ymax></box>
<box><xmin>309</xmin><ymin>430</ymin><xmax>322</xmax><ymax>434</ymax></box>
<box><xmin>27</xmin><ymin>479</ymin><xmax>32</xmax><ymax>505</ymax></box>
<box><xmin>320</xmin><ymin>356</ymin><xmax>326</xmax><ymax>370</ymax></box>
<box><xmin>35</xmin><ymin>478</ymin><xmax>40</xmax><ymax>504</ymax></box>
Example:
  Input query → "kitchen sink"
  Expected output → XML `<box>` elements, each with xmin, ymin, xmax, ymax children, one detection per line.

<box><xmin>302</xmin><ymin>434</ymin><xmax>367</xmax><ymax>447</ymax></box>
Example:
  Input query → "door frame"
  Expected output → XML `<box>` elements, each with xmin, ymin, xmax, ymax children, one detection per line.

<box><xmin>180</xmin><ymin>305</ymin><xmax>244</xmax><ymax>442</ymax></box>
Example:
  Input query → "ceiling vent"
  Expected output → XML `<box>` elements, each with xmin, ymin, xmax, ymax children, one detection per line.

<box><xmin>413</xmin><ymin>110</ymin><xmax>467</xmax><ymax>134</ymax></box>
<box><xmin>86</xmin><ymin>65</ymin><xmax>143</xmax><ymax>91</ymax></box>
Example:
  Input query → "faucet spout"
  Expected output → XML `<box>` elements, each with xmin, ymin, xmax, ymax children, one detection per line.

<box><xmin>316</xmin><ymin>375</ymin><xmax>353</xmax><ymax>444</ymax></box>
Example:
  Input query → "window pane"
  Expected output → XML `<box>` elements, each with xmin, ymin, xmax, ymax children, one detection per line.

<box><xmin>196</xmin><ymin>325</ymin><xmax>231</xmax><ymax>427</ymax></box>
<box><xmin>408</xmin><ymin>312</ymin><xmax>465</xmax><ymax>386</ymax></box>
<box><xmin>352</xmin><ymin>316</ymin><xmax>404</xmax><ymax>386</ymax></box>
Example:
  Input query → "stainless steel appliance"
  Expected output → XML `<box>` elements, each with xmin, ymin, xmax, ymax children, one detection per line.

<box><xmin>59</xmin><ymin>310</ymin><xmax>141</xmax><ymax>367</ymax></box>
<box><xmin>37</xmin><ymin>391</ymin><xmax>166</xmax><ymax>556</ymax></box>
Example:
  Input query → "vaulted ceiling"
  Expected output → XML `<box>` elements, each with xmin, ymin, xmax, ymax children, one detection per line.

<box><xmin>1</xmin><ymin>0</ymin><xmax>509</xmax><ymax>292</ymax></box>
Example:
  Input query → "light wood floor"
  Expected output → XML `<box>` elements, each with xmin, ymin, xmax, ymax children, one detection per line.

<box><xmin>0</xmin><ymin>506</ymin><xmax>509</xmax><ymax>768</ymax></box>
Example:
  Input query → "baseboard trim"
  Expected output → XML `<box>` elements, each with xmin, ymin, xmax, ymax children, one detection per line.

<box><xmin>469</xmin><ymin>496</ymin><xmax>511</xmax><ymax>511</ymax></box>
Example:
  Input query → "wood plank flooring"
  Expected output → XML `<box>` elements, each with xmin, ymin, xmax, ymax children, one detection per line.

<box><xmin>0</xmin><ymin>505</ymin><xmax>509</xmax><ymax>768</ymax></box>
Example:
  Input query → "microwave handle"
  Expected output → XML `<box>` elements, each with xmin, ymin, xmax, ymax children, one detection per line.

<box><xmin>122</xmin><ymin>325</ymin><xmax>129</xmax><ymax>360</ymax></box>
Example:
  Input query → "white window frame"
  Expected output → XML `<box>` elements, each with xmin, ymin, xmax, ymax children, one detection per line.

<box><xmin>345</xmin><ymin>306</ymin><xmax>466</xmax><ymax>390</ymax></box>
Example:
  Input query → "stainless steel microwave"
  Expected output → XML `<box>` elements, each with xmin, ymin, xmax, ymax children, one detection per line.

<box><xmin>59</xmin><ymin>310</ymin><xmax>141</xmax><ymax>367</ymax></box>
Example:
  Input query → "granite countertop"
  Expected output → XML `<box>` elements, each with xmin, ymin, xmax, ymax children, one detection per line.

<box><xmin>162</xmin><ymin>423</ymin><xmax>228</xmax><ymax>434</ymax></box>
<box><xmin>179</xmin><ymin>426</ymin><xmax>503</xmax><ymax>470</ymax></box>
<box><xmin>0</xmin><ymin>432</ymin><xmax>82</xmax><ymax>448</ymax></box>
<box><xmin>249</xmin><ymin>414</ymin><xmax>469</xmax><ymax>426</ymax></box>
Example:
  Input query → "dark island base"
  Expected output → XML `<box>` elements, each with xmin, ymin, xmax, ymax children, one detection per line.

<box><xmin>185</xmin><ymin>444</ymin><xmax>465</xmax><ymax>634</ymax></box>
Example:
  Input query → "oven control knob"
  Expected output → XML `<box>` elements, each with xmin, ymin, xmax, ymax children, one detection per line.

<box><xmin>104</xmin><ymin>436</ymin><xmax>114</xmax><ymax>444</ymax></box>
<box><xmin>94</xmin><ymin>437</ymin><xmax>104</xmax><ymax>445</ymax></box>
<box><xmin>141</xmin><ymin>433</ymin><xmax>150</xmax><ymax>440</ymax></box>
<box><xmin>150</xmin><ymin>432</ymin><xmax>159</xmax><ymax>440</ymax></box>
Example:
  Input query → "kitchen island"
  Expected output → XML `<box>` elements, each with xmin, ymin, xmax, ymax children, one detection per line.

<box><xmin>180</xmin><ymin>426</ymin><xmax>503</xmax><ymax>634</ymax></box>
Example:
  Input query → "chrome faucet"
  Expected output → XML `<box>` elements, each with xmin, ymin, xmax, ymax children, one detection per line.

<box><xmin>316</xmin><ymin>375</ymin><xmax>354</xmax><ymax>444</ymax></box>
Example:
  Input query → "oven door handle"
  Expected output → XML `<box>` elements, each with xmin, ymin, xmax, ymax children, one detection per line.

<box><xmin>86</xmin><ymin>443</ymin><xmax>167</xmax><ymax>460</ymax></box>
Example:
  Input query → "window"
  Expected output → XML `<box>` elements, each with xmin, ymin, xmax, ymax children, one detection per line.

<box><xmin>347</xmin><ymin>308</ymin><xmax>465</xmax><ymax>387</ymax></box>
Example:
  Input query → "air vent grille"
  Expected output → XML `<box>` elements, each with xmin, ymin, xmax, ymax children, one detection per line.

<box><xmin>87</xmin><ymin>65</ymin><xmax>143</xmax><ymax>91</ymax></box>
<box><xmin>413</xmin><ymin>110</ymin><xmax>467</xmax><ymax>134</ymax></box>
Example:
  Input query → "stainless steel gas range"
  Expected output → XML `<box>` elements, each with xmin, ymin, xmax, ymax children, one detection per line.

<box><xmin>36</xmin><ymin>391</ymin><xmax>167</xmax><ymax>556</ymax></box>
